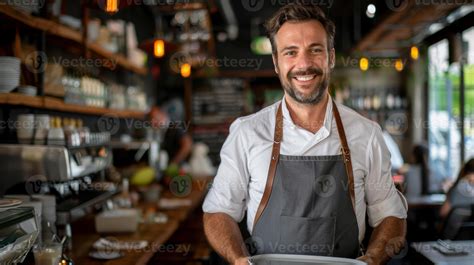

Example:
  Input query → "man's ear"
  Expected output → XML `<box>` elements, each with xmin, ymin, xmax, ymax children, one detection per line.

<box><xmin>272</xmin><ymin>53</ymin><xmax>279</xmax><ymax>74</ymax></box>
<box><xmin>329</xmin><ymin>48</ymin><xmax>336</xmax><ymax>69</ymax></box>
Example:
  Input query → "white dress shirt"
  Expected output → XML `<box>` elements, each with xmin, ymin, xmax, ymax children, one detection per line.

<box><xmin>202</xmin><ymin>97</ymin><xmax>408</xmax><ymax>242</ymax></box>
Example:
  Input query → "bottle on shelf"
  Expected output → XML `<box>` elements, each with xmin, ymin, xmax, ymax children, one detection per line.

<box><xmin>47</xmin><ymin>117</ymin><xmax>65</xmax><ymax>146</ymax></box>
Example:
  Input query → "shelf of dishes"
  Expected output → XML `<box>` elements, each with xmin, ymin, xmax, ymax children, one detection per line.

<box><xmin>52</xmin><ymin>65</ymin><xmax>148</xmax><ymax>111</ymax></box>
<box><xmin>0</xmin><ymin>56</ymin><xmax>148</xmax><ymax>118</ymax></box>
<box><xmin>0</xmin><ymin>4</ymin><xmax>147</xmax><ymax>75</ymax></box>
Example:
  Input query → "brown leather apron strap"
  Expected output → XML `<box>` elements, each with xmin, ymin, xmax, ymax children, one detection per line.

<box><xmin>253</xmin><ymin>103</ymin><xmax>283</xmax><ymax>231</ymax></box>
<box><xmin>331</xmin><ymin>100</ymin><xmax>356</xmax><ymax>211</ymax></box>
<box><xmin>252</xmin><ymin>99</ymin><xmax>355</xmax><ymax>230</ymax></box>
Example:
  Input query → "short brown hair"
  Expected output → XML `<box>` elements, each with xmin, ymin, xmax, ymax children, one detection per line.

<box><xmin>264</xmin><ymin>2</ymin><xmax>336</xmax><ymax>54</ymax></box>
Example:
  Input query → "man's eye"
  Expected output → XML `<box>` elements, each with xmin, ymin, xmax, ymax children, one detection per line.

<box><xmin>312</xmin><ymin>49</ymin><xmax>322</xmax><ymax>53</ymax></box>
<box><xmin>284</xmin><ymin>51</ymin><xmax>296</xmax><ymax>56</ymax></box>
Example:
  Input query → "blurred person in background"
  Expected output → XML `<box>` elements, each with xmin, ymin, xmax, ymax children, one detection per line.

<box><xmin>149</xmin><ymin>106</ymin><xmax>193</xmax><ymax>166</ymax></box>
<box><xmin>440</xmin><ymin>158</ymin><xmax>474</xmax><ymax>218</ymax></box>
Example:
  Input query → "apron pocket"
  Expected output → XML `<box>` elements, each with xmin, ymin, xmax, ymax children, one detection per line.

<box><xmin>279</xmin><ymin>215</ymin><xmax>335</xmax><ymax>256</ymax></box>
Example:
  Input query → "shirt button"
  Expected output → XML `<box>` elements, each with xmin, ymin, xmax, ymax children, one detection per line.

<box><xmin>291</xmin><ymin>125</ymin><xmax>296</xmax><ymax>130</ymax></box>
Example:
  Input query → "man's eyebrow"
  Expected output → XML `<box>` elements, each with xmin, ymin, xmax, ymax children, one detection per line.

<box><xmin>280</xmin><ymin>43</ymin><xmax>325</xmax><ymax>53</ymax></box>
<box><xmin>280</xmin><ymin>45</ymin><xmax>299</xmax><ymax>52</ymax></box>
<box><xmin>309</xmin><ymin>43</ymin><xmax>325</xmax><ymax>48</ymax></box>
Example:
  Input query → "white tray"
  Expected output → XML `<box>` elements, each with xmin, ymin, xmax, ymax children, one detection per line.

<box><xmin>250</xmin><ymin>254</ymin><xmax>367</xmax><ymax>265</ymax></box>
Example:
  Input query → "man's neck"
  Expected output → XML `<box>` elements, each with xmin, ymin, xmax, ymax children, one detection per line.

<box><xmin>284</xmin><ymin>93</ymin><xmax>329</xmax><ymax>134</ymax></box>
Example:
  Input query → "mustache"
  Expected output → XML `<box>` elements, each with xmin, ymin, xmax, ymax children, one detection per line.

<box><xmin>288</xmin><ymin>67</ymin><xmax>323</xmax><ymax>79</ymax></box>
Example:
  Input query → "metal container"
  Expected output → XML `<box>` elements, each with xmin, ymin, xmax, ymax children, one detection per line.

<box><xmin>250</xmin><ymin>254</ymin><xmax>367</xmax><ymax>265</ymax></box>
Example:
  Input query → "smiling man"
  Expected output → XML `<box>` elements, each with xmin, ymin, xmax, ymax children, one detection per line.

<box><xmin>203</xmin><ymin>2</ymin><xmax>407</xmax><ymax>265</ymax></box>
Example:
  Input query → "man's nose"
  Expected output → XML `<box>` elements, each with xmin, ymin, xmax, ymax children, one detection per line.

<box><xmin>295</xmin><ymin>52</ymin><xmax>314</xmax><ymax>70</ymax></box>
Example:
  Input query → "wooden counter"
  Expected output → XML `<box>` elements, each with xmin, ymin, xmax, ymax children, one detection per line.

<box><xmin>69</xmin><ymin>178</ymin><xmax>211</xmax><ymax>265</ymax></box>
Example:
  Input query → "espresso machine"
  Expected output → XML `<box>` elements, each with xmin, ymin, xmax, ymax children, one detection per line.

<box><xmin>0</xmin><ymin>207</ymin><xmax>39</xmax><ymax>264</ymax></box>
<box><xmin>0</xmin><ymin>144</ymin><xmax>118</xmax><ymax>250</ymax></box>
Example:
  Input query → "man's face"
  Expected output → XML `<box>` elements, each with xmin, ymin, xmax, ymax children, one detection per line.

<box><xmin>273</xmin><ymin>20</ymin><xmax>335</xmax><ymax>105</ymax></box>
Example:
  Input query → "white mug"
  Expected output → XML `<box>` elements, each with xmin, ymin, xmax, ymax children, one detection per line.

<box><xmin>17</xmin><ymin>114</ymin><xmax>35</xmax><ymax>144</ymax></box>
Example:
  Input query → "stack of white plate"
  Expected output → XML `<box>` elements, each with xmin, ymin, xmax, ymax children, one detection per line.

<box><xmin>7</xmin><ymin>0</ymin><xmax>41</xmax><ymax>14</ymax></box>
<box><xmin>0</xmin><ymin>57</ymin><xmax>21</xmax><ymax>93</ymax></box>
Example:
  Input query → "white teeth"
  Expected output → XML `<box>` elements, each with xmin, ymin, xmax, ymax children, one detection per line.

<box><xmin>294</xmin><ymin>75</ymin><xmax>315</xmax><ymax>81</ymax></box>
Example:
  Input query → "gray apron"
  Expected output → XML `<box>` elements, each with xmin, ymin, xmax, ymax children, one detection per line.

<box><xmin>251</xmin><ymin>100</ymin><xmax>360</xmax><ymax>258</ymax></box>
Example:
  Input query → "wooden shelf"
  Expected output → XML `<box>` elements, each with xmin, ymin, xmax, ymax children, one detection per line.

<box><xmin>0</xmin><ymin>93</ymin><xmax>146</xmax><ymax>119</ymax></box>
<box><xmin>0</xmin><ymin>4</ymin><xmax>147</xmax><ymax>75</ymax></box>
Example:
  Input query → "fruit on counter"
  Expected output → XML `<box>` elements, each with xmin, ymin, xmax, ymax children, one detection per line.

<box><xmin>130</xmin><ymin>167</ymin><xmax>155</xmax><ymax>186</ymax></box>
<box><xmin>164</xmin><ymin>163</ymin><xmax>180</xmax><ymax>178</ymax></box>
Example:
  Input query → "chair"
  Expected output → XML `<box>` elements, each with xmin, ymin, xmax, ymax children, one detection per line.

<box><xmin>440</xmin><ymin>204</ymin><xmax>474</xmax><ymax>240</ymax></box>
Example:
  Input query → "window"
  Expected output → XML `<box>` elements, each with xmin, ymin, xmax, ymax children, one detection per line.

<box><xmin>428</xmin><ymin>39</ymin><xmax>461</xmax><ymax>191</ymax></box>
<box><xmin>428</xmin><ymin>26</ymin><xmax>474</xmax><ymax>192</ymax></box>
<box><xmin>462</xmin><ymin>27</ymin><xmax>474</xmax><ymax>162</ymax></box>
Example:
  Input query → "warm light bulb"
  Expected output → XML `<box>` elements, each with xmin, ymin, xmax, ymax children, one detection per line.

<box><xmin>106</xmin><ymin>0</ymin><xmax>119</xmax><ymax>13</ymax></box>
<box><xmin>180</xmin><ymin>63</ymin><xmax>191</xmax><ymax>78</ymax></box>
<box><xmin>359</xmin><ymin>57</ymin><xmax>369</xmax><ymax>71</ymax></box>
<box><xmin>410</xmin><ymin>46</ymin><xmax>419</xmax><ymax>60</ymax></box>
<box><xmin>395</xmin><ymin>59</ymin><xmax>404</xmax><ymax>72</ymax></box>
<box><xmin>154</xmin><ymin>39</ymin><xmax>165</xmax><ymax>58</ymax></box>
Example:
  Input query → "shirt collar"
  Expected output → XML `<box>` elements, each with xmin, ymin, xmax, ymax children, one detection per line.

<box><xmin>281</xmin><ymin>95</ymin><xmax>333</xmax><ymax>136</ymax></box>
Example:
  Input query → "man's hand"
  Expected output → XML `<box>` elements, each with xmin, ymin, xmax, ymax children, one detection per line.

<box><xmin>233</xmin><ymin>256</ymin><xmax>250</xmax><ymax>265</ymax></box>
<box><xmin>357</xmin><ymin>254</ymin><xmax>382</xmax><ymax>265</ymax></box>
<box><xmin>362</xmin><ymin>216</ymin><xmax>406</xmax><ymax>265</ymax></box>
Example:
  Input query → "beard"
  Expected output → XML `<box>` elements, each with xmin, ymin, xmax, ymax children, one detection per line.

<box><xmin>280</xmin><ymin>66</ymin><xmax>330</xmax><ymax>105</ymax></box>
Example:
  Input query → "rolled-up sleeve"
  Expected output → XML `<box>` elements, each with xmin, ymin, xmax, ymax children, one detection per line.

<box><xmin>202</xmin><ymin>119</ymin><xmax>249</xmax><ymax>222</ymax></box>
<box><xmin>365</xmin><ymin>124</ymin><xmax>408</xmax><ymax>227</ymax></box>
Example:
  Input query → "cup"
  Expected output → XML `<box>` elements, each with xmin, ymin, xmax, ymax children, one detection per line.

<box><xmin>16</xmin><ymin>114</ymin><xmax>35</xmax><ymax>144</ymax></box>
<box><xmin>34</xmin><ymin>115</ymin><xmax>50</xmax><ymax>145</ymax></box>
<box><xmin>32</xmin><ymin>242</ymin><xmax>62</xmax><ymax>265</ymax></box>
<box><xmin>143</xmin><ymin>185</ymin><xmax>162</xmax><ymax>203</ymax></box>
